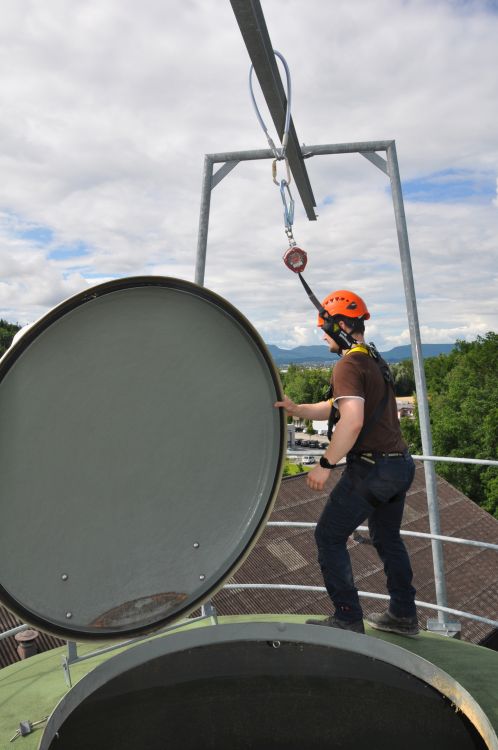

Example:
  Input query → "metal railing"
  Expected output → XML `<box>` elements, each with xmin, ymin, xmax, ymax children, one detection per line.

<box><xmin>1</xmin><ymin>455</ymin><xmax>496</xmax><ymax>668</ymax></box>
<box><xmin>223</xmin><ymin>584</ymin><xmax>498</xmax><ymax>629</ymax></box>
<box><xmin>262</xmin><ymin>452</ymin><xmax>498</xmax><ymax>631</ymax></box>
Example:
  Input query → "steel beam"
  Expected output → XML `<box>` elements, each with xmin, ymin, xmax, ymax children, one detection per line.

<box><xmin>386</xmin><ymin>142</ymin><xmax>448</xmax><ymax>623</ymax></box>
<box><xmin>230</xmin><ymin>0</ymin><xmax>317</xmax><ymax>220</ymax></box>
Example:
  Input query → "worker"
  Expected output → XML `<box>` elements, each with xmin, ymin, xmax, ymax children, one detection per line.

<box><xmin>275</xmin><ymin>290</ymin><xmax>418</xmax><ymax>636</ymax></box>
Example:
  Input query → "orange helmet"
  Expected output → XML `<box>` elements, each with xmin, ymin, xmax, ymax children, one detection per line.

<box><xmin>317</xmin><ymin>290</ymin><xmax>370</xmax><ymax>327</ymax></box>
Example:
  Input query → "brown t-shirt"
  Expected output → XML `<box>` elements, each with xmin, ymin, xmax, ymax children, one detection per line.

<box><xmin>332</xmin><ymin>351</ymin><xmax>407</xmax><ymax>453</ymax></box>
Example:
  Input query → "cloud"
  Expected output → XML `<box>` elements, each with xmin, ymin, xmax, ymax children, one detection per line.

<box><xmin>0</xmin><ymin>0</ymin><xmax>497</xmax><ymax>348</ymax></box>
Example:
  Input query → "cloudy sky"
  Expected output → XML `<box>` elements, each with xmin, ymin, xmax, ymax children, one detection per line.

<box><xmin>1</xmin><ymin>0</ymin><xmax>497</xmax><ymax>350</ymax></box>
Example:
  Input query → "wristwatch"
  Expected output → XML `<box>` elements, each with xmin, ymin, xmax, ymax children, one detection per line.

<box><xmin>319</xmin><ymin>455</ymin><xmax>336</xmax><ymax>470</ymax></box>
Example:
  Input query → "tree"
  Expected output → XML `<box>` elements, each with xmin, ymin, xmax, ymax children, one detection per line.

<box><xmin>391</xmin><ymin>359</ymin><xmax>415</xmax><ymax>396</ymax></box>
<box><xmin>401</xmin><ymin>334</ymin><xmax>498</xmax><ymax>518</ymax></box>
<box><xmin>0</xmin><ymin>320</ymin><xmax>21</xmax><ymax>358</ymax></box>
<box><xmin>281</xmin><ymin>365</ymin><xmax>330</xmax><ymax>405</ymax></box>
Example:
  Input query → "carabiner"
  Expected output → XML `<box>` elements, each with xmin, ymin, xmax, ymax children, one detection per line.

<box><xmin>272</xmin><ymin>157</ymin><xmax>292</xmax><ymax>187</ymax></box>
<box><xmin>279</xmin><ymin>179</ymin><xmax>295</xmax><ymax>232</ymax></box>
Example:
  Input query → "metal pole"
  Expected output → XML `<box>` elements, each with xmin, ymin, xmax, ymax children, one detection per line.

<box><xmin>386</xmin><ymin>141</ymin><xmax>448</xmax><ymax>623</ymax></box>
<box><xmin>67</xmin><ymin>641</ymin><xmax>78</xmax><ymax>664</ymax></box>
<box><xmin>0</xmin><ymin>623</ymin><xmax>29</xmax><ymax>641</ymax></box>
<box><xmin>205</xmin><ymin>140</ymin><xmax>393</xmax><ymax>165</ymax></box>
<box><xmin>195</xmin><ymin>156</ymin><xmax>214</xmax><ymax>286</ymax></box>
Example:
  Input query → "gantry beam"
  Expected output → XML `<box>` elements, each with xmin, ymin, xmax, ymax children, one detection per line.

<box><xmin>230</xmin><ymin>0</ymin><xmax>317</xmax><ymax>220</ymax></box>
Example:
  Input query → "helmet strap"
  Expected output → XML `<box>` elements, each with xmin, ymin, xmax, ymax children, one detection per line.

<box><xmin>321</xmin><ymin>315</ymin><xmax>358</xmax><ymax>351</ymax></box>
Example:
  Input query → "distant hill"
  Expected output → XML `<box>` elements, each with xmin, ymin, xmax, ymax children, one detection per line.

<box><xmin>267</xmin><ymin>342</ymin><xmax>455</xmax><ymax>366</ymax></box>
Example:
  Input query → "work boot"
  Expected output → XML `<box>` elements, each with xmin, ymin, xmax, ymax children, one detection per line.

<box><xmin>305</xmin><ymin>615</ymin><xmax>365</xmax><ymax>634</ymax></box>
<box><xmin>366</xmin><ymin>610</ymin><xmax>419</xmax><ymax>637</ymax></box>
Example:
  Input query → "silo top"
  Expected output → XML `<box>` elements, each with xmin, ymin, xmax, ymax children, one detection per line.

<box><xmin>0</xmin><ymin>277</ymin><xmax>285</xmax><ymax>639</ymax></box>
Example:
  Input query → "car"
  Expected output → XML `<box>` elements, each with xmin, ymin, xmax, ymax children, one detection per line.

<box><xmin>308</xmin><ymin>440</ymin><xmax>318</xmax><ymax>448</ymax></box>
<box><xmin>302</xmin><ymin>455</ymin><xmax>316</xmax><ymax>465</ymax></box>
<box><xmin>295</xmin><ymin>439</ymin><xmax>302</xmax><ymax>446</ymax></box>
<box><xmin>301</xmin><ymin>440</ymin><xmax>310</xmax><ymax>448</ymax></box>
<box><xmin>319</xmin><ymin>442</ymin><xmax>328</xmax><ymax>449</ymax></box>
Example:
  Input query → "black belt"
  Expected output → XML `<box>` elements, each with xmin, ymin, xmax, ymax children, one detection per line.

<box><xmin>349</xmin><ymin>450</ymin><xmax>407</xmax><ymax>464</ymax></box>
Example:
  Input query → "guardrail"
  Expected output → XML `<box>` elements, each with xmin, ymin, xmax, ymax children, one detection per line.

<box><xmin>1</xmin><ymin>455</ymin><xmax>496</xmax><ymax>667</ymax></box>
<box><xmin>286</xmin><ymin>452</ymin><xmax>498</xmax><ymax>468</ymax></box>
<box><xmin>223</xmin><ymin>584</ymin><xmax>498</xmax><ymax>629</ymax></box>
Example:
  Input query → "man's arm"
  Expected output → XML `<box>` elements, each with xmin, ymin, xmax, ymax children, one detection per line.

<box><xmin>274</xmin><ymin>395</ymin><xmax>332</xmax><ymax>421</ymax></box>
<box><xmin>306</xmin><ymin>398</ymin><xmax>364</xmax><ymax>491</ymax></box>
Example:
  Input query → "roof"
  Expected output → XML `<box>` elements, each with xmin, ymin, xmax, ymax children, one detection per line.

<box><xmin>0</xmin><ymin>606</ymin><xmax>64</xmax><ymax>670</ymax></box>
<box><xmin>213</xmin><ymin>462</ymin><xmax>498</xmax><ymax>645</ymax></box>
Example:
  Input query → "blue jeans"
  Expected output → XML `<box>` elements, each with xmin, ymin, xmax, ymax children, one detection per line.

<box><xmin>314</xmin><ymin>453</ymin><xmax>416</xmax><ymax>622</ymax></box>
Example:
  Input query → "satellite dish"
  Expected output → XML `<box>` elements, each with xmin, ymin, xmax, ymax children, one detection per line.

<box><xmin>0</xmin><ymin>277</ymin><xmax>285</xmax><ymax>639</ymax></box>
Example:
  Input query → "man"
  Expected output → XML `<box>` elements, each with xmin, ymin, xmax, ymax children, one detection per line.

<box><xmin>275</xmin><ymin>290</ymin><xmax>418</xmax><ymax>636</ymax></box>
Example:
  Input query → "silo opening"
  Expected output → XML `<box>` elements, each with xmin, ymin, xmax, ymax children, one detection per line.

<box><xmin>47</xmin><ymin>639</ymin><xmax>486</xmax><ymax>750</ymax></box>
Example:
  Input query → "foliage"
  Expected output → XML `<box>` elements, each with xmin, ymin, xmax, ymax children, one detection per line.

<box><xmin>282</xmin><ymin>460</ymin><xmax>304</xmax><ymax>476</ymax></box>
<box><xmin>390</xmin><ymin>359</ymin><xmax>415</xmax><ymax>396</ymax></box>
<box><xmin>0</xmin><ymin>320</ymin><xmax>21</xmax><ymax>357</ymax></box>
<box><xmin>280</xmin><ymin>365</ymin><xmax>330</xmax><ymax>404</ymax></box>
<box><xmin>400</xmin><ymin>413</ymin><xmax>422</xmax><ymax>453</ymax></box>
<box><xmin>401</xmin><ymin>333</ymin><xmax>498</xmax><ymax>517</ymax></box>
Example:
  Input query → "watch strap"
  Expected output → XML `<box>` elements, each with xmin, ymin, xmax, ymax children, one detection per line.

<box><xmin>319</xmin><ymin>455</ymin><xmax>336</xmax><ymax>470</ymax></box>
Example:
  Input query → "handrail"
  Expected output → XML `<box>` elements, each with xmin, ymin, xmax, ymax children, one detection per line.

<box><xmin>1</xmin><ymin>455</ymin><xmax>496</xmax><ymax>648</ymax></box>
<box><xmin>223</xmin><ymin>583</ymin><xmax>498</xmax><ymax>628</ymax></box>
<box><xmin>412</xmin><ymin>455</ymin><xmax>498</xmax><ymax>467</ymax></box>
<box><xmin>267</xmin><ymin>522</ymin><xmax>498</xmax><ymax>552</ymax></box>
<box><xmin>286</xmin><ymin>452</ymin><xmax>498</xmax><ymax>467</ymax></box>
<box><xmin>1</xmin><ymin>521</ymin><xmax>496</xmax><ymax>644</ymax></box>
<box><xmin>0</xmin><ymin>624</ymin><xmax>29</xmax><ymax>642</ymax></box>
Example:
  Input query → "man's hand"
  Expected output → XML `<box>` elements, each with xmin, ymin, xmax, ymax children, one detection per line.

<box><xmin>274</xmin><ymin>394</ymin><xmax>300</xmax><ymax>417</ymax></box>
<box><xmin>306</xmin><ymin>465</ymin><xmax>331</xmax><ymax>491</ymax></box>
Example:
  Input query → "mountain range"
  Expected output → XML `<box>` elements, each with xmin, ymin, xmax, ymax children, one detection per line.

<box><xmin>266</xmin><ymin>343</ymin><xmax>455</xmax><ymax>366</ymax></box>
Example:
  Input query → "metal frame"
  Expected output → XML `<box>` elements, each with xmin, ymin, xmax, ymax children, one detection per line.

<box><xmin>195</xmin><ymin>138</ymin><xmax>449</xmax><ymax>622</ymax></box>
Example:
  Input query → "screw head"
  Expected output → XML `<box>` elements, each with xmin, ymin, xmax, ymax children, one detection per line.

<box><xmin>61</xmin><ymin>574</ymin><xmax>68</xmax><ymax>581</ymax></box>
<box><xmin>199</xmin><ymin>574</ymin><xmax>205</xmax><ymax>581</ymax></box>
<box><xmin>65</xmin><ymin>612</ymin><xmax>72</xmax><ymax>619</ymax></box>
<box><xmin>193</xmin><ymin>542</ymin><xmax>200</xmax><ymax>549</ymax></box>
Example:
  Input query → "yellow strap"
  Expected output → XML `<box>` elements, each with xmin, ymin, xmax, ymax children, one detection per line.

<box><xmin>344</xmin><ymin>344</ymin><xmax>370</xmax><ymax>357</ymax></box>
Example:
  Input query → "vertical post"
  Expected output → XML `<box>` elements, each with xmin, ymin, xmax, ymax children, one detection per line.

<box><xmin>66</xmin><ymin>640</ymin><xmax>78</xmax><ymax>664</ymax></box>
<box><xmin>195</xmin><ymin>156</ymin><xmax>214</xmax><ymax>287</ymax></box>
<box><xmin>386</xmin><ymin>141</ymin><xmax>448</xmax><ymax>623</ymax></box>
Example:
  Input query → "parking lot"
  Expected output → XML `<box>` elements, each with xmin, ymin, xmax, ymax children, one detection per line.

<box><xmin>287</xmin><ymin>431</ymin><xmax>329</xmax><ymax>464</ymax></box>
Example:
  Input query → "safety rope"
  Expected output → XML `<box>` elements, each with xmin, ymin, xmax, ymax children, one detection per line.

<box><xmin>248</xmin><ymin>49</ymin><xmax>292</xmax><ymax>161</ymax></box>
<box><xmin>249</xmin><ymin>50</ymin><xmax>297</xmax><ymax>247</ymax></box>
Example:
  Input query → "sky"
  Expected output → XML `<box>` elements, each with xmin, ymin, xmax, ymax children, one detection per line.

<box><xmin>1</xmin><ymin>0</ymin><xmax>497</xmax><ymax>350</ymax></box>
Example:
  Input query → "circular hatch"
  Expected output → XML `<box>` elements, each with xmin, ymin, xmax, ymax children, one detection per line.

<box><xmin>0</xmin><ymin>277</ymin><xmax>285</xmax><ymax>639</ymax></box>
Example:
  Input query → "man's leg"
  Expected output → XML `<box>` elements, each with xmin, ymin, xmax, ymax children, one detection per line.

<box><xmin>313</xmin><ymin>468</ymin><xmax>371</xmax><ymax>623</ymax></box>
<box><xmin>368</xmin><ymin>494</ymin><xmax>416</xmax><ymax>617</ymax></box>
